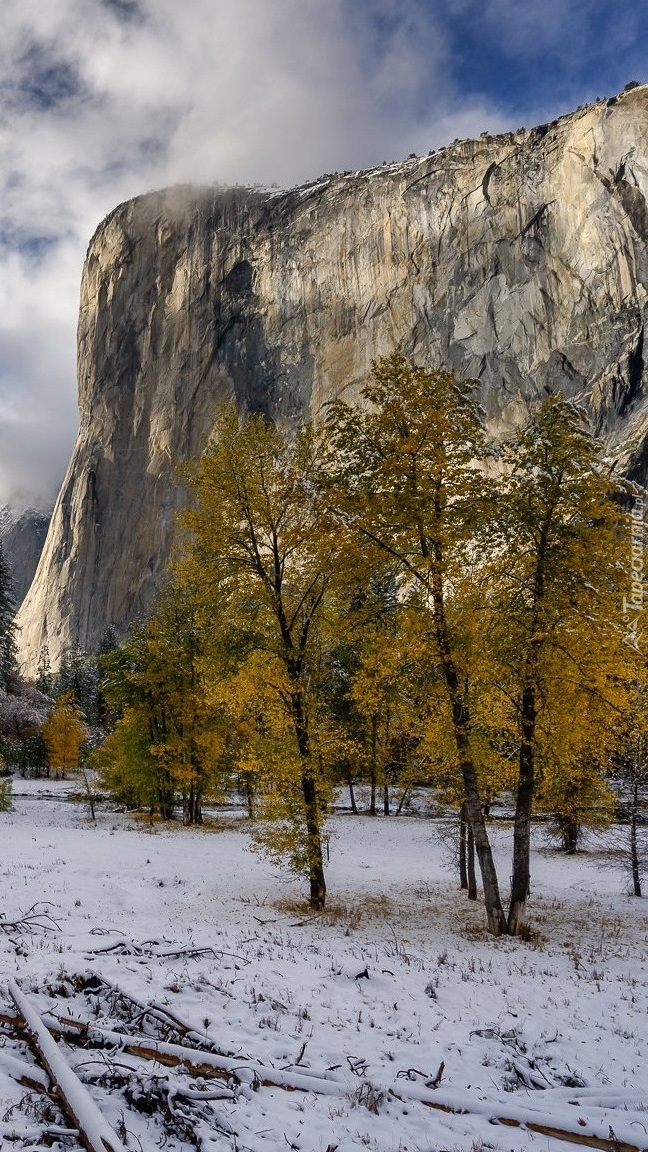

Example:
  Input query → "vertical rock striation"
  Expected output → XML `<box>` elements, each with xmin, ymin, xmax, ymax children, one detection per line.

<box><xmin>17</xmin><ymin>86</ymin><xmax>648</xmax><ymax>671</ymax></box>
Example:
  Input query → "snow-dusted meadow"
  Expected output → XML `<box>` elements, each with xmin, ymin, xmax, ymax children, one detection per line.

<box><xmin>0</xmin><ymin>781</ymin><xmax>647</xmax><ymax>1151</ymax></box>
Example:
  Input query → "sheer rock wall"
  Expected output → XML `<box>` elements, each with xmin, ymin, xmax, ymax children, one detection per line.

<box><xmin>17</xmin><ymin>86</ymin><xmax>648</xmax><ymax>670</ymax></box>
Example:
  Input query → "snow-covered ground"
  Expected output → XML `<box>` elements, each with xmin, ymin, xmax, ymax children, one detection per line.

<box><xmin>1</xmin><ymin>781</ymin><xmax>647</xmax><ymax>1151</ymax></box>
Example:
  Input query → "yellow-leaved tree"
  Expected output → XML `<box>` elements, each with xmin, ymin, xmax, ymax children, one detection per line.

<box><xmin>324</xmin><ymin>352</ymin><xmax>509</xmax><ymax>934</ymax></box>
<box><xmin>96</xmin><ymin>578</ymin><xmax>226</xmax><ymax>822</ymax></box>
<box><xmin>325</xmin><ymin>353</ymin><xmax>633</xmax><ymax>936</ymax></box>
<box><xmin>487</xmin><ymin>393</ymin><xmax>630</xmax><ymax>933</ymax></box>
<box><xmin>43</xmin><ymin>692</ymin><xmax>86</xmax><ymax>778</ymax></box>
<box><xmin>180</xmin><ymin>406</ymin><xmax>350</xmax><ymax>909</ymax></box>
<box><xmin>348</xmin><ymin>616</ymin><xmax>430</xmax><ymax>816</ymax></box>
<box><xmin>605</xmin><ymin>675</ymin><xmax>648</xmax><ymax>896</ymax></box>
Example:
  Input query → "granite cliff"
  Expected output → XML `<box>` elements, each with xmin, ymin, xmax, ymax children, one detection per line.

<box><xmin>17</xmin><ymin>85</ymin><xmax>648</xmax><ymax>671</ymax></box>
<box><xmin>0</xmin><ymin>507</ymin><xmax>50</xmax><ymax>608</ymax></box>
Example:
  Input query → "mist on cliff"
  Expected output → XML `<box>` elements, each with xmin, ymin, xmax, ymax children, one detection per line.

<box><xmin>0</xmin><ymin>0</ymin><xmax>645</xmax><ymax>509</ymax></box>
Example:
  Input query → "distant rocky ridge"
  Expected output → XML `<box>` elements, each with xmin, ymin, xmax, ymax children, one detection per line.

<box><xmin>16</xmin><ymin>85</ymin><xmax>648</xmax><ymax>672</ymax></box>
<box><xmin>0</xmin><ymin>506</ymin><xmax>50</xmax><ymax>608</ymax></box>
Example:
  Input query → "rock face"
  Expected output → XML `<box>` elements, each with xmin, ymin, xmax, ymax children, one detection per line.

<box><xmin>0</xmin><ymin>507</ymin><xmax>50</xmax><ymax>608</ymax></box>
<box><xmin>17</xmin><ymin>86</ymin><xmax>648</xmax><ymax>671</ymax></box>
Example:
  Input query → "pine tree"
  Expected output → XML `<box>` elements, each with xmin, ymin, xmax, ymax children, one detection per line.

<box><xmin>96</xmin><ymin>625</ymin><xmax>118</xmax><ymax>728</ymax></box>
<box><xmin>0</xmin><ymin>542</ymin><xmax>17</xmax><ymax>692</ymax></box>
<box><xmin>55</xmin><ymin>642</ymin><xmax>99</xmax><ymax>725</ymax></box>
<box><xmin>35</xmin><ymin>645</ymin><xmax>53</xmax><ymax>695</ymax></box>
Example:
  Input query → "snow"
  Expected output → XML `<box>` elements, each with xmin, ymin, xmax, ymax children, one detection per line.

<box><xmin>1</xmin><ymin>783</ymin><xmax>647</xmax><ymax>1151</ymax></box>
<box><xmin>9</xmin><ymin>980</ymin><xmax>128</xmax><ymax>1152</ymax></box>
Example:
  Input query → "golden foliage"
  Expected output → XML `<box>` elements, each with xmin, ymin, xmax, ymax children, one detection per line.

<box><xmin>43</xmin><ymin>692</ymin><xmax>86</xmax><ymax>776</ymax></box>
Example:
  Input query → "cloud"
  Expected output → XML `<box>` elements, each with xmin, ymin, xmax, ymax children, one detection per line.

<box><xmin>0</xmin><ymin>243</ymin><xmax>79</xmax><ymax>509</ymax></box>
<box><xmin>0</xmin><ymin>0</ymin><xmax>644</xmax><ymax>508</ymax></box>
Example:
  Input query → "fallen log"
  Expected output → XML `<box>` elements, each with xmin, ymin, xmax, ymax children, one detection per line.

<box><xmin>0</xmin><ymin>1122</ymin><xmax>81</xmax><ymax>1142</ymax></box>
<box><xmin>0</xmin><ymin>1048</ymin><xmax>51</xmax><ymax>1090</ymax></box>
<box><xmin>42</xmin><ymin>1015</ymin><xmax>344</xmax><ymax>1095</ymax></box>
<box><xmin>5</xmin><ymin>999</ymin><xmax>645</xmax><ymax>1152</ymax></box>
<box><xmin>391</xmin><ymin>1082</ymin><xmax>648</xmax><ymax>1152</ymax></box>
<box><xmin>8</xmin><ymin>982</ymin><xmax>128</xmax><ymax>1152</ymax></box>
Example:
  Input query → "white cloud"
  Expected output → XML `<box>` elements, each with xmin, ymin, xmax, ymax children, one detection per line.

<box><xmin>0</xmin><ymin>243</ymin><xmax>79</xmax><ymax>508</ymax></box>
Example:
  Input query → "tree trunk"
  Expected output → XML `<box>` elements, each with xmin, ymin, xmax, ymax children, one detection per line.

<box><xmin>562</xmin><ymin>820</ymin><xmax>579</xmax><ymax>854</ymax></box>
<box><xmin>630</xmin><ymin>780</ymin><xmax>642</xmax><ymax>897</ymax></box>
<box><xmin>369</xmin><ymin>716</ymin><xmax>377</xmax><ymax>816</ymax></box>
<box><xmin>80</xmin><ymin>769</ymin><xmax>96</xmax><ymax>821</ymax></box>
<box><xmin>467</xmin><ymin>818</ymin><xmax>477</xmax><ymax>900</ymax></box>
<box><xmin>301</xmin><ymin>770</ymin><xmax>326</xmax><ymax>908</ymax></box>
<box><xmin>292</xmin><ymin>689</ymin><xmax>326</xmax><ymax>910</ymax></box>
<box><xmin>245</xmin><ymin>782</ymin><xmax>254</xmax><ymax>818</ymax></box>
<box><xmin>459</xmin><ymin>805</ymin><xmax>468</xmax><ymax>890</ymax></box>
<box><xmin>383</xmin><ymin>784</ymin><xmax>390</xmax><ymax>816</ymax></box>
<box><xmin>158</xmin><ymin>773</ymin><xmax>176</xmax><ymax>820</ymax></box>
<box><xmin>431</xmin><ymin>568</ymin><xmax>506</xmax><ymax>935</ymax></box>
<box><xmin>183</xmin><ymin>780</ymin><xmax>203</xmax><ymax>826</ymax></box>
<box><xmin>508</xmin><ymin>682</ymin><xmax>535</xmax><ymax>935</ymax></box>
<box><xmin>462</xmin><ymin>783</ymin><xmax>505</xmax><ymax>933</ymax></box>
<box><xmin>395</xmin><ymin>786</ymin><xmax>409</xmax><ymax>816</ymax></box>
<box><xmin>347</xmin><ymin>771</ymin><xmax>358</xmax><ymax>815</ymax></box>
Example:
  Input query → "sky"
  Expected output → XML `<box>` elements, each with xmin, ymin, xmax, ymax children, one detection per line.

<box><xmin>0</xmin><ymin>0</ymin><xmax>646</xmax><ymax>510</ymax></box>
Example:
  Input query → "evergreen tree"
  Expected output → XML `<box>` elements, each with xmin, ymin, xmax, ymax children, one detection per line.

<box><xmin>35</xmin><ymin>645</ymin><xmax>53</xmax><ymax>695</ymax></box>
<box><xmin>96</xmin><ymin>626</ymin><xmax>118</xmax><ymax>728</ymax></box>
<box><xmin>55</xmin><ymin>642</ymin><xmax>100</xmax><ymax>725</ymax></box>
<box><xmin>0</xmin><ymin>542</ymin><xmax>17</xmax><ymax>691</ymax></box>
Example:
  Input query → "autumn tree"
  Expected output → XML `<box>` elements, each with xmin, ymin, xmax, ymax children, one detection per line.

<box><xmin>97</xmin><ymin>581</ymin><xmax>222</xmax><ymax>823</ymax></box>
<box><xmin>324</xmin><ymin>352</ymin><xmax>508</xmax><ymax>934</ymax></box>
<box><xmin>539</xmin><ymin>752</ymin><xmax>616</xmax><ymax>852</ymax></box>
<box><xmin>93</xmin><ymin>704</ymin><xmax>166</xmax><ymax>814</ymax></box>
<box><xmin>43</xmin><ymin>692</ymin><xmax>87</xmax><ymax>777</ymax></box>
<box><xmin>348</xmin><ymin>618</ymin><xmax>428</xmax><ymax>816</ymax></box>
<box><xmin>489</xmin><ymin>394</ymin><xmax>629</xmax><ymax>933</ymax></box>
<box><xmin>181</xmin><ymin>406</ymin><xmax>349</xmax><ymax>909</ymax></box>
<box><xmin>325</xmin><ymin>354</ymin><xmax>631</xmax><ymax>936</ymax></box>
<box><xmin>144</xmin><ymin>579</ymin><xmax>219</xmax><ymax>824</ymax></box>
<box><xmin>608</xmin><ymin>679</ymin><xmax>648</xmax><ymax>896</ymax></box>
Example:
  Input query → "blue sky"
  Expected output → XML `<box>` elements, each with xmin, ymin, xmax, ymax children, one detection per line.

<box><xmin>0</xmin><ymin>0</ymin><xmax>646</xmax><ymax>507</ymax></box>
<box><xmin>437</xmin><ymin>0</ymin><xmax>648</xmax><ymax>117</ymax></box>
